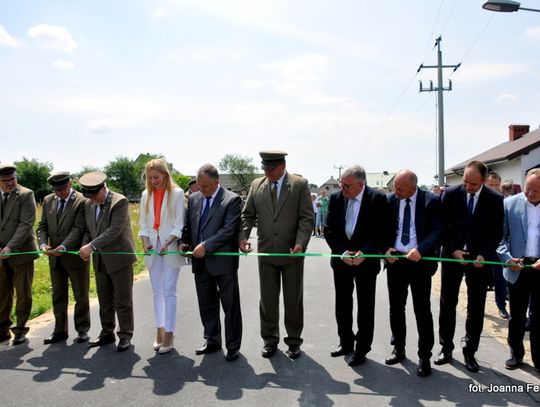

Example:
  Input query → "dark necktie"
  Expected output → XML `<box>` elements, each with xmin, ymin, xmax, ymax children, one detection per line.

<box><xmin>1</xmin><ymin>192</ymin><xmax>8</xmax><ymax>219</ymax></box>
<box><xmin>57</xmin><ymin>199</ymin><xmax>66</xmax><ymax>222</ymax></box>
<box><xmin>271</xmin><ymin>182</ymin><xmax>278</xmax><ymax>210</ymax></box>
<box><xmin>467</xmin><ymin>193</ymin><xmax>475</xmax><ymax>216</ymax></box>
<box><xmin>197</xmin><ymin>196</ymin><xmax>212</xmax><ymax>242</ymax></box>
<box><xmin>401</xmin><ymin>198</ymin><xmax>411</xmax><ymax>246</ymax></box>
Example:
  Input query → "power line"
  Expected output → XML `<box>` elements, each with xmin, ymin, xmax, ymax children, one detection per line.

<box><xmin>439</xmin><ymin>0</ymin><xmax>458</xmax><ymax>37</ymax></box>
<box><xmin>449</xmin><ymin>14</ymin><xmax>495</xmax><ymax>79</ymax></box>
<box><xmin>421</xmin><ymin>0</ymin><xmax>445</xmax><ymax>63</ymax></box>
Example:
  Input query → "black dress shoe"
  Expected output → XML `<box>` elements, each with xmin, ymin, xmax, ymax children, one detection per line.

<box><xmin>116</xmin><ymin>338</ymin><xmax>131</xmax><ymax>352</ymax></box>
<box><xmin>88</xmin><ymin>335</ymin><xmax>116</xmax><ymax>348</ymax></box>
<box><xmin>195</xmin><ymin>342</ymin><xmax>222</xmax><ymax>355</ymax></box>
<box><xmin>499</xmin><ymin>308</ymin><xmax>509</xmax><ymax>319</ymax></box>
<box><xmin>261</xmin><ymin>344</ymin><xmax>277</xmax><ymax>358</ymax></box>
<box><xmin>505</xmin><ymin>356</ymin><xmax>523</xmax><ymax>370</ymax></box>
<box><xmin>43</xmin><ymin>332</ymin><xmax>68</xmax><ymax>345</ymax></box>
<box><xmin>347</xmin><ymin>352</ymin><xmax>366</xmax><ymax>366</ymax></box>
<box><xmin>416</xmin><ymin>359</ymin><xmax>432</xmax><ymax>377</ymax></box>
<box><xmin>226</xmin><ymin>349</ymin><xmax>240</xmax><ymax>361</ymax></box>
<box><xmin>330</xmin><ymin>345</ymin><xmax>353</xmax><ymax>357</ymax></box>
<box><xmin>74</xmin><ymin>332</ymin><xmax>89</xmax><ymax>343</ymax></box>
<box><xmin>434</xmin><ymin>351</ymin><xmax>452</xmax><ymax>365</ymax></box>
<box><xmin>385</xmin><ymin>348</ymin><xmax>406</xmax><ymax>365</ymax></box>
<box><xmin>12</xmin><ymin>333</ymin><xmax>27</xmax><ymax>345</ymax></box>
<box><xmin>0</xmin><ymin>332</ymin><xmax>12</xmax><ymax>342</ymax></box>
<box><xmin>464</xmin><ymin>354</ymin><xmax>479</xmax><ymax>372</ymax></box>
<box><xmin>286</xmin><ymin>345</ymin><xmax>301</xmax><ymax>359</ymax></box>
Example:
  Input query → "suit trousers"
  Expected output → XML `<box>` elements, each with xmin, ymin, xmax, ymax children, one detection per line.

<box><xmin>259</xmin><ymin>260</ymin><xmax>304</xmax><ymax>346</ymax></box>
<box><xmin>50</xmin><ymin>257</ymin><xmax>90</xmax><ymax>335</ymax></box>
<box><xmin>438</xmin><ymin>262</ymin><xmax>490</xmax><ymax>355</ymax></box>
<box><xmin>386</xmin><ymin>259</ymin><xmax>434</xmax><ymax>359</ymax></box>
<box><xmin>149</xmin><ymin>239</ymin><xmax>180</xmax><ymax>332</ymax></box>
<box><xmin>95</xmin><ymin>257</ymin><xmax>134</xmax><ymax>340</ymax></box>
<box><xmin>333</xmin><ymin>261</ymin><xmax>378</xmax><ymax>354</ymax></box>
<box><xmin>194</xmin><ymin>259</ymin><xmax>242</xmax><ymax>351</ymax></box>
<box><xmin>0</xmin><ymin>260</ymin><xmax>34</xmax><ymax>335</ymax></box>
<box><xmin>507</xmin><ymin>268</ymin><xmax>539</xmax><ymax>368</ymax></box>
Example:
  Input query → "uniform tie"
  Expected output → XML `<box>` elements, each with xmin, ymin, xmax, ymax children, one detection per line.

<box><xmin>57</xmin><ymin>199</ymin><xmax>66</xmax><ymax>222</ymax></box>
<box><xmin>271</xmin><ymin>182</ymin><xmax>279</xmax><ymax>210</ymax></box>
<box><xmin>0</xmin><ymin>192</ymin><xmax>8</xmax><ymax>220</ymax></box>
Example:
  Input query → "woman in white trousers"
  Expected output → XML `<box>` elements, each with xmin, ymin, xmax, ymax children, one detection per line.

<box><xmin>139</xmin><ymin>159</ymin><xmax>185</xmax><ymax>354</ymax></box>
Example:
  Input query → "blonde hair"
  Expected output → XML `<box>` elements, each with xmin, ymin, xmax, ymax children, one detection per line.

<box><xmin>144</xmin><ymin>158</ymin><xmax>177</xmax><ymax>216</ymax></box>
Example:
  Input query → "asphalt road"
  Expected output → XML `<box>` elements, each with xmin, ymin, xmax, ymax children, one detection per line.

<box><xmin>0</xmin><ymin>234</ymin><xmax>538</xmax><ymax>406</ymax></box>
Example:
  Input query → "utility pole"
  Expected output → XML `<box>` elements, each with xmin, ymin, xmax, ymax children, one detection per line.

<box><xmin>417</xmin><ymin>37</ymin><xmax>460</xmax><ymax>187</ymax></box>
<box><xmin>334</xmin><ymin>165</ymin><xmax>345</xmax><ymax>179</ymax></box>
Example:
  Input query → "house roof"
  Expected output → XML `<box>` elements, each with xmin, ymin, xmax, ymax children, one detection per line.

<box><xmin>445</xmin><ymin>127</ymin><xmax>540</xmax><ymax>175</ymax></box>
<box><xmin>320</xmin><ymin>176</ymin><xmax>339</xmax><ymax>186</ymax></box>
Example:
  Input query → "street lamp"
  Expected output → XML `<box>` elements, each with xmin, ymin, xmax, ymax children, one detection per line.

<box><xmin>482</xmin><ymin>1</ymin><xmax>540</xmax><ymax>12</ymax></box>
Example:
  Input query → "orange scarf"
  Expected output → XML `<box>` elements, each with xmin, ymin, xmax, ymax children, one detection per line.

<box><xmin>153</xmin><ymin>189</ymin><xmax>165</xmax><ymax>230</ymax></box>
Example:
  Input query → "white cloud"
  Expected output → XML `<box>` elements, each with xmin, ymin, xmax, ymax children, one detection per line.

<box><xmin>166</xmin><ymin>47</ymin><xmax>244</xmax><ymax>62</ymax></box>
<box><xmin>52</xmin><ymin>59</ymin><xmax>75</xmax><ymax>71</ymax></box>
<box><xmin>453</xmin><ymin>63</ymin><xmax>528</xmax><ymax>83</ymax></box>
<box><xmin>27</xmin><ymin>24</ymin><xmax>78</xmax><ymax>52</ymax></box>
<box><xmin>258</xmin><ymin>54</ymin><xmax>355</xmax><ymax>106</ymax></box>
<box><xmin>241</xmin><ymin>80</ymin><xmax>265</xmax><ymax>88</ymax></box>
<box><xmin>0</xmin><ymin>25</ymin><xmax>23</xmax><ymax>48</ymax></box>
<box><xmin>261</xmin><ymin>54</ymin><xmax>328</xmax><ymax>83</ymax></box>
<box><xmin>154</xmin><ymin>8</ymin><xmax>165</xmax><ymax>18</ymax></box>
<box><xmin>495</xmin><ymin>93</ymin><xmax>518</xmax><ymax>103</ymax></box>
<box><xmin>170</xmin><ymin>0</ymin><xmax>376</xmax><ymax>56</ymax></box>
<box><xmin>524</xmin><ymin>26</ymin><xmax>540</xmax><ymax>40</ymax></box>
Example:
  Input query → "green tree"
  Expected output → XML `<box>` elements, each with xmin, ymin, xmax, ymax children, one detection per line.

<box><xmin>104</xmin><ymin>156</ymin><xmax>143</xmax><ymax>200</ymax></box>
<box><xmin>171</xmin><ymin>172</ymin><xmax>191</xmax><ymax>191</ymax></box>
<box><xmin>14</xmin><ymin>157</ymin><xmax>53</xmax><ymax>202</ymax></box>
<box><xmin>219</xmin><ymin>154</ymin><xmax>257</xmax><ymax>190</ymax></box>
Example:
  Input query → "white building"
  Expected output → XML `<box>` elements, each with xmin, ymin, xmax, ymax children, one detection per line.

<box><xmin>445</xmin><ymin>124</ymin><xmax>540</xmax><ymax>188</ymax></box>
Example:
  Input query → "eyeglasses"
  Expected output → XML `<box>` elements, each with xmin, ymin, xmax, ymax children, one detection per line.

<box><xmin>338</xmin><ymin>180</ymin><xmax>361</xmax><ymax>191</ymax></box>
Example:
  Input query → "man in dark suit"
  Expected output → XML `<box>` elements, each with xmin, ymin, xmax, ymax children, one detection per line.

<box><xmin>37</xmin><ymin>172</ymin><xmax>90</xmax><ymax>344</ymax></box>
<box><xmin>435</xmin><ymin>160</ymin><xmax>504</xmax><ymax>372</ymax></box>
<box><xmin>181</xmin><ymin>164</ymin><xmax>243</xmax><ymax>362</ymax></box>
<box><xmin>384</xmin><ymin>170</ymin><xmax>442</xmax><ymax>376</ymax></box>
<box><xmin>78</xmin><ymin>172</ymin><xmax>137</xmax><ymax>352</ymax></box>
<box><xmin>497</xmin><ymin>168</ymin><xmax>540</xmax><ymax>372</ymax></box>
<box><xmin>0</xmin><ymin>164</ymin><xmax>39</xmax><ymax>345</ymax></box>
<box><xmin>239</xmin><ymin>150</ymin><xmax>313</xmax><ymax>359</ymax></box>
<box><xmin>324</xmin><ymin>165</ymin><xmax>390</xmax><ymax>366</ymax></box>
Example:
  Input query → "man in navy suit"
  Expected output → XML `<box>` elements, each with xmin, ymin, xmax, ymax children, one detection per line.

<box><xmin>324</xmin><ymin>165</ymin><xmax>390</xmax><ymax>366</ymax></box>
<box><xmin>497</xmin><ymin>168</ymin><xmax>540</xmax><ymax>372</ymax></box>
<box><xmin>181</xmin><ymin>164</ymin><xmax>243</xmax><ymax>361</ymax></box>
<box><xmin>435</xmin><ymin>161</ymin><xmax>504</xmax><ymax>372</ymax></box>
<box><xmin>384</xmin><ymin>170</ymin><xmax>442</xmax><ymax>376</ymax></box>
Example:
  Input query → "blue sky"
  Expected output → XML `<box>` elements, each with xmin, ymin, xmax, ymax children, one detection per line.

<box><xmin>1</xmin><ymin>0</ymin><xmax>539</xmax><ymax>187</ymax></box>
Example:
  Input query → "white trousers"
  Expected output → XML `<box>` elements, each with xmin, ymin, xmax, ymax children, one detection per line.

<box><xmin>149</xmin><ymin>239</ymin><xmax>180</xmax><ymax>332</ymax></box>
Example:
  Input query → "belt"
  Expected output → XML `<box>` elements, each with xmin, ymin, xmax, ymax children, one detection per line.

<box><xmin>523</xmin><ymin>257</ymin><xmax>539</xmax><ymax>265</ymax></box>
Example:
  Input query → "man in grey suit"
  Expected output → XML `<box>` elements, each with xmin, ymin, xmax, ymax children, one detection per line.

<box><xmin>78</xmin><ymin>172</ymin><xmax>136</xmax><ymax>352</ymax></box>
<box><xmin>239</xmin><ymin>151</ymin><xmax>313</xmax><ymax>359</ymax></box>
<box><xmin>37</xmin><ymin>172</ymin><xmax>90</xmax><ymax>344</ymax></box>
<box><xmin>0</xmin><ymin>164</ymin><xmax>39</xmax><ymax>345</ymax></box>
<box><xmin>181</xmin><ymin>164</ymin><xmax>243</xmax><ymax>361</ymax></box>
<box><xmin>497</xmin><ymin>168</ymin><xmax>540</xmax><ymax>372</ymax></box>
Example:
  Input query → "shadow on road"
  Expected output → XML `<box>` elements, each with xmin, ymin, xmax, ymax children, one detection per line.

<box><xmin>351</xmin><ymin>358</ymin><xmax>539</xmax><ymax>406</ymax></box>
